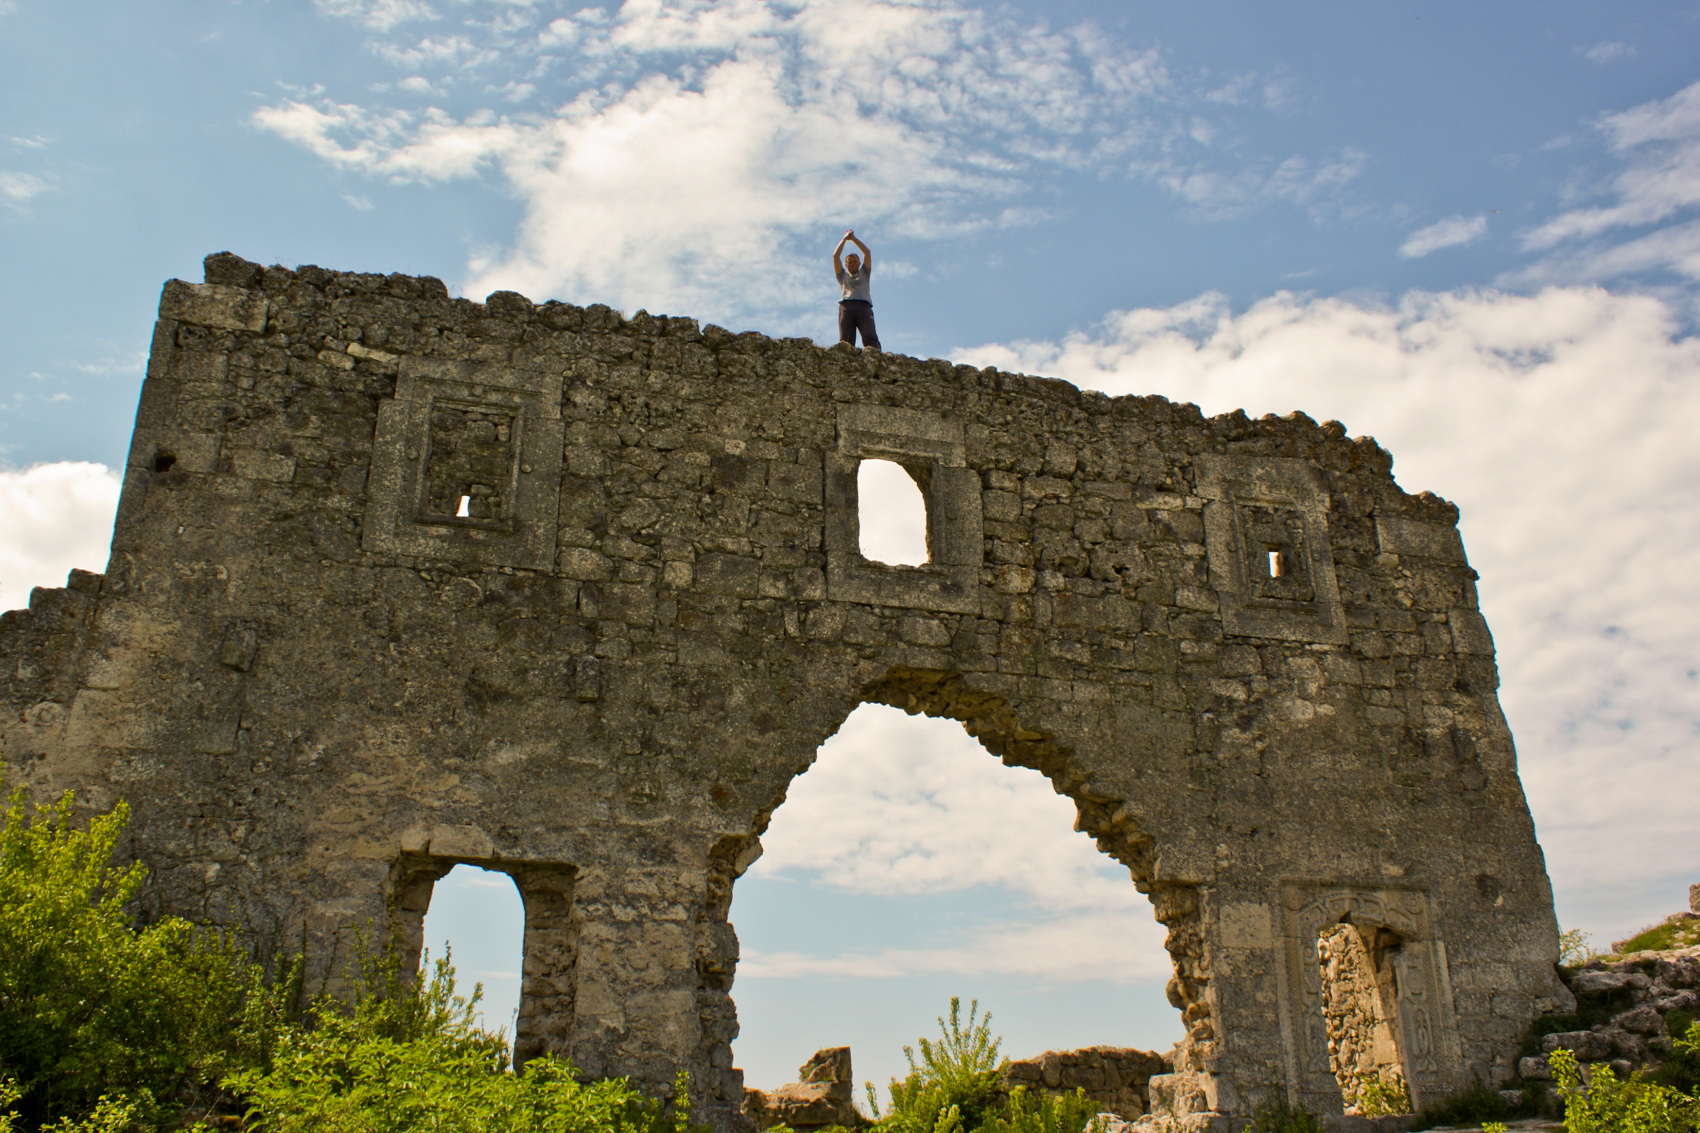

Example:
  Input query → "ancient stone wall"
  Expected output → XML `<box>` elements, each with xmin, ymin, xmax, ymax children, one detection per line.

<box><xmin>1004</xmin><ymin>1047</ymin><xmax>1170</xmax><ymax>1120</ymax></box>
<box><xmin>0</xmin><ymin>252</ymin><xmax>1568</xmax><ymax>1131</ymax></box>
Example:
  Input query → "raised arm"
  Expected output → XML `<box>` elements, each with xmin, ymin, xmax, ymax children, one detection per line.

<box><xmin>832</xmin><ymin>231</ymin><xmax>849</xmax><ymax>275</ymax></box>
<box><xmin>847</xmin><ymin>231</ymin><xmax>870</xmax><ymax>269</ymax></box>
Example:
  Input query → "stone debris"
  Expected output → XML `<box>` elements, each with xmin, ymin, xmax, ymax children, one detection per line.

<box><xmin>1514</xmin><ymin>885</ymin><xmax>1700</xmax><ymax>1088</ymax></box>
<box><xmin>1003</xmin><ymin>1047</ymin><xmax>1170</xmax><ymax>1120</ymax></box>
<box><xmin>743</xmin><ymin>1048</ymin><xmax>864</xmax><ymax>1131</ymax></box>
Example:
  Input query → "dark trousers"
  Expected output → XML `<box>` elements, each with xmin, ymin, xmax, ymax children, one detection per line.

<box><xmin>838</xmin><ymin>300</ymin><xmax>880</xmax><ymax>349</ymax></box>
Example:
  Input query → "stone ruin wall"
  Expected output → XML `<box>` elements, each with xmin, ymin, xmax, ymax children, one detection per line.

<box><xmin>0</xmin><ymin>252</ymin><xmax>1569</xmax><ymax>1131</ymax></box>
<box><xmin>1004</xmin><ymin>1047</ymin><xmax>1173</xmax><ymax>1120</ymax></box>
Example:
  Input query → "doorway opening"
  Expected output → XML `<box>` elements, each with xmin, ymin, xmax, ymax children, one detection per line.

<box><xmin>1316</xmin><ymin>920</ymin><xmax>1409</xmax><ymax>1114</ymax></box>
<box><xmin>416</xmin><ymin>864</ymin><xmax>526</xmax><ymax>1042</ymax></box>
<box><xmin>857</xmin><ymin>459</ymin><xmax>929</xmax><ymax>566</ymax></box>
<box><xmin>726</xmin><ymin>701</ymin><xmax>1183</xmax><ymax>1121</ymax></box>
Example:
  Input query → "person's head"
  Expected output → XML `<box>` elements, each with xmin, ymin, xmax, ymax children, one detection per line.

<box><xmin>845</xmin><ymin>253</ymin><xmax>861</xmax><ymax>273</ymax></box>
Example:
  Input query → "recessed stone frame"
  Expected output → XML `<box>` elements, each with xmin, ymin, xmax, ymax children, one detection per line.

<box><xmin>1273</xmin><ymin>883</ymin><xmax>1463</xmax><ymax>1114</ymax></box>
<box><xmin>364</xmin><ymin>358</ymin><xmax>564</xmax><ymax>570</ymax></box>
<box><xmin>1196</xmin><ymin>454</ymin><xmax>1349</xmax><ymax>644</ymax></box>
<box><xmin>825</xmin><ymin>404</ymin><xmax>984</xmax><ymax>614</ymax></box>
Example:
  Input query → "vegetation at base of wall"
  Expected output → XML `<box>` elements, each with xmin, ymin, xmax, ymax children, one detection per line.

<box><xmin>1548</xmin><ymin>1046</ymin><xmax>1700</xmax><ymax>1133</ymax></box>
<box><xmin>0</xmin><ymin>787</ymin><xmax>296</xmax><ymax>1130</ymax></box>
<box><xmin>0</xmin><ymin>787</ymin><xmax>698</xmax><ymax>1133</ymax></box>
<box><xmin>1408</xmin><ymin>1079</ymin><xmax>1527</xmax><ymax>1130</ymax></box>
<box><xmin>1244</xmin><ymin>1091</ymin><xmax>1323</xmax><ymax>1133</ymax></box>
<box><xmin>863</xmin><ymin>1000</ymin><xmax>1101</xmax><ymax>1133</ymax></box>
<box><xmin>1353</xmin><ymin>1073</ymin><xmax>1411</xmax><ymax>1117</ymax></box>
<box><xmin>228</xmin><ymin>955</ymin><xmax>695</xmax><ymax>1133</ymax></box>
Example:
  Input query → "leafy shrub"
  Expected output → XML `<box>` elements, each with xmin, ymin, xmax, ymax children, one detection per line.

<box><xmin>0</xmin><ymin>788</ymin><xmax>286</xmax><ymax>1128</ymax></box>
<box><xmin>866</xmin><ymin>999</ymin><xmax>1007</xmax><ymax>1133</ymax></box>
<box><xmin>1653</xmin><ymin>1022</ymin><xmax>1700</xmax><ymax>1099</ymax></box>
<box><xmin>1561</xmin><ymin>929</ymin><xmax>1597</xmax><ymax>968</ymax></box>
<box><xmin>974</xmin><ymin>1087</ymin><xmax>1101</xmax><ymax>1133</ymax></box>
<box><xmin>864</xmin><ymin>1000</ymin><xmax>1101</xmax><ymax>1133</ymax></box>
<box><xmin>1548</xmin><ymin>1046</ymin><xmax>1700</xmax><ymax>1133</ymax></box>
<box><xmin>227</xmin><ymin>948</ymin><xmax>697</xmax><ymax>1133</ymax></box>
<box><xmin>1354</xmin><ymin>1073</ymin><xmax>1411</xmax><ymax>1117</ymax></box>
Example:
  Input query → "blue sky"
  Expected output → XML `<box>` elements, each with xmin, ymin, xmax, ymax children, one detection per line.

<box><xmin>5</xmin><ymin>0</ymin><xmax>1700</xmax><ymax>1101</ymax></box>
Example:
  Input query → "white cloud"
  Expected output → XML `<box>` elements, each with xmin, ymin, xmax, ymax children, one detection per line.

<box><xmin>0</xmin><ymin>462</ymin><xmax>122</xmax><ymax>613</ymax></box>
<box><xmin>741</xmin><ymin>908</ymin><xmax>1169</xmax><ymax>982</ymax></box>
<box><xmin>1581</xmin><ymin>41</ymin><xmax>1636</xmax><ymax>65</ymax></box>
<box><xmin>1140</xmin><ymin>148</ymin><xmax>1366</xmax><ymax>221</ymax></box>
<box><xmin>344</xmin><ymin>193</ymin><xmax>375</xmax><ymax>210</ymax></box>
<box><xmin>266</xmin><ymin>0</ymin><xmax>1362</xmax><ymax>327</ymax></box>
<box><xmin>1399</xmin><ymin>213</ymin><xmax>1487</xmax><ymax>258</ymax></box>
<box><xmin>1517</xmin><ymin>79</ymin><xmax>1700</xmax><ymax>283</ymax></box>
<box><xmin>313</xmin><ymin>0</ymin><xmax>438</xmax><ymax>31</ymax></box>
<box><xmin>751</xmin><ymin>704</ymin><xmax>1168</xmax><ymax>983</ymax></box>
<box><xmin>0</xmin><ymin>170</ymin><xmax>51</xmax><ymax>210</ymax></box>
<box><xmin>954</xmin><ymin>284</ymin><xmax>1700</xmax><ymax>938</ymax></box>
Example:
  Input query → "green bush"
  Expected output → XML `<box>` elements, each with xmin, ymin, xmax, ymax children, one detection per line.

<box><xmin>1653</xmin><ymin>1022</ymin><xmax>1700</xmax><ymax>1099</ymax></box>
<box><xmin>974</xmin><ymin>1087</ymin><xmax>1101</xmax><ymax>1133</ymax></box>
<box><xmin>0</xmin><ymin>788</ymin><xmax>286</xmax><ymax>1128</ymax></box>
<box><xmin>1354</xmin><ymin>1073</ymin><xmax>1411</xmax><ymax>1117</ymax></box>
<box><xmin>227</xmin><ymin>950</ymin><xmax>693</xmax><ymax>1132</ymax></box>
<box><xmin>866</xmin><ymin>999</ymin><xmax>1007</xmax><ymax>1133</ymax></box>
<box><xmin>863</xmin><ymin>1000</ymin><xmax>1100</xmax><ymax>1133</ymax></box>
<box><xmin>1549</xmin><ymin>1045</ymin><xmax>1700</xmax><ymax>1133</ymax></box>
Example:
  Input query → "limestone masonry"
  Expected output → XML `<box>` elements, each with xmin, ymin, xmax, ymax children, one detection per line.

<box><xmin>0</xmin><ymin>253</ymin><xmax>1568</xmax><ymax>1131</ymax></box>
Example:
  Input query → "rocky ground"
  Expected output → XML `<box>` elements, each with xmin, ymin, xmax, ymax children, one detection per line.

<box><xmin>1515</xmin><ymin>889</ymin><xmax>1700</xmax><ymax>1090</ymax></box>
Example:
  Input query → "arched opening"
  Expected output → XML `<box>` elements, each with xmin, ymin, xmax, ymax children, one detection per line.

<box><xmin>1317</xmin><ymin>920</ymin><xmax>1409</xmax><ymax>1115</ymax></box>
<box><xmin>858</xmin><ymin>459</ymin><xmax>929</xmax><ymax>566</ymax></box>
<box><xmin>419</xmin><ymin>864</ymin><xmax>526</xmax><ymax>1041</ymax></box>
<box><xmin>726</xmin><ymin>694</ymin><xmax>1185</xmax><ymax>1125</ymax></box>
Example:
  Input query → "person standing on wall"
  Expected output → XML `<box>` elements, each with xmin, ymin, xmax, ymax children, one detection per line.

<box><xmin>833</xmin><ymin>229</ymin><xmax>881</xmax><ymax>351</ymax></box>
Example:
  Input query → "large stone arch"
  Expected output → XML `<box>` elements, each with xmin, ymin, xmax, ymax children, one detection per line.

<box><xmin>688</xmin><ymin>665</ymin><xmax>1211</xmax><ymax>1117</ymax></box>
<box><xmin>0</xmin><ymin>254</ymin><xmax>1569</xmax><ymax>1132</ymax></box>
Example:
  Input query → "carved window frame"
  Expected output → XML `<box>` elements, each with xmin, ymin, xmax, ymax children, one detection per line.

<box><xmin>1196</xmin><ymin>454</ymin><xmax>1348</xmax><ymax>644</ymax></box>
<box><xmin>363</xmin><ymin>359</ymin><xmax>564</xmax><ymax>570</ymax></box>
<box><xmin>825</xmin><ymin>404</ymin><xmax>983</xmax><ymax>614</ymax></box>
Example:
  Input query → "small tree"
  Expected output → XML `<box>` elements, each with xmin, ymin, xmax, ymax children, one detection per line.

<box><xmin>0</xmin><ymin>787</ymin><xmax>276</xmax><ymax>1127</ymax></box>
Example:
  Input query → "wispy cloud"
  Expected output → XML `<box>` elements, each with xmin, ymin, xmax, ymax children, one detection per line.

<box><xmin>0</xmin><ymin>170</ymin><xmax>52</xmax><ymax>211</ymax></box>
<box><xmin>1580</xmin><ymin>41</ymin><xmax>1636</xmax><ymax>65</ymax></box>
<box><xmin>1515</xmin><ymin>79</ymin><xmax>1700</xmax><ymax>284</ymax></box>
<box><xmin>956</xmin><ymin>283</ymin><xmax>1700</xmax><ymax>938</ymax></box>
<box><xmin>313</xmin><ymin>0</ymin><xmax>438</xmax><ymax>32</ymax></box>
<box><xmin>1399</xmin><ymin>213</ymin><xmax>1488</xmax><ymax>257</ymax></box>
<box><xmin>1139</xmin><ymin>148</ymin><xmax>1366</xmax><ymax>221</ymax></box>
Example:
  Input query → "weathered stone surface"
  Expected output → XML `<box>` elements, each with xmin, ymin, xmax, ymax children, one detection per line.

<box><xmin>1004</xmin><ymin>1046</ymin><xmax>1169</xmax><ymax>1119</ymax></box>
<box><xmin>744</xmin><ymin>1048</ymin><xmax>862</xmax><ymax>1131</ymax></box>
<box><xmin>0</xmin><ymin>253</ymin><xmax>1565</xmax><ymax>1131</ymax></box>
<box><xmin>1541</xmin><ymin>1031</ymin><xmax>1614</xmax><ymax>1061</ymax></box>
